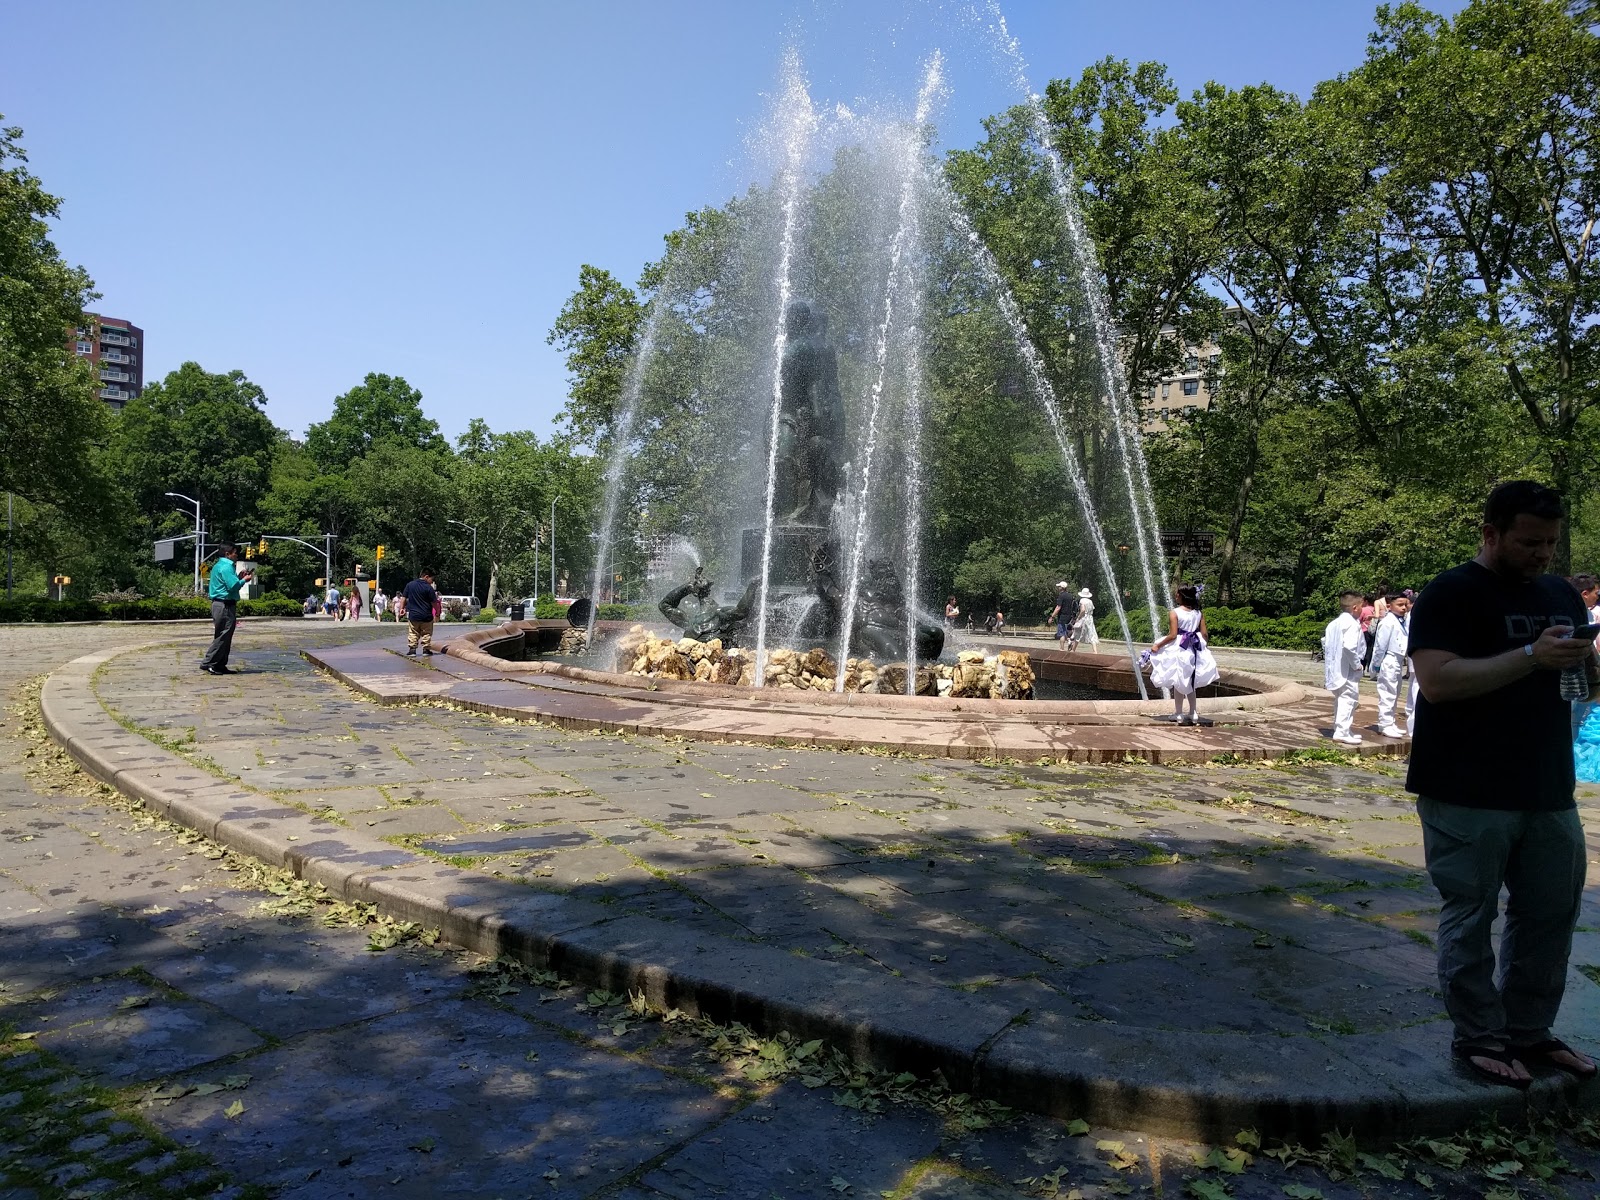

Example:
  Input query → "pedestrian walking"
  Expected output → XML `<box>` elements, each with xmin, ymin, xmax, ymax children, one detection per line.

<box><xmin>199</xmin><ymin>544</ymin><xmax>253</xmax><ymax>676</ymax></box>
<box><xmin>1409</xmin><ymin>480</ymin><xmax>1599</xmax><ymax>1088</ymax></box>
<box><xmin>1148</xmin><ymin>583</ymin><xmax>1219</xmax><ymax>725</ymax></box>
<box><xmin>1359</xmin><ymin>594</ymin><xmax>1378</xmax><ymax>667</ymax></box>
<box><xmin>1069</xmin><ymin>587</ymin><xmax>1098</xmax><ymax>650</ymax></box>
<box><xmin>1323</xmin><ymin>590</ymin><xmax>1366</xmax><ymax>745</ymax></box>
<box><xmin>349</xmin><ymin>584</ymin><xmax>363</xmax><ymax>622</ymax></box>
<box><xmin>1366</xmin><ymin>592</ymin><xmax>1412</xmax><ymax>738</ymax></box>
<box><xmin>944</xmin><ymin>596</ymin><xmax>960</xmax><ymax>628</ymax></box>
<box><xmin>373</xmin><ymin>586</ymin><xmax>388</xmax><ymax>618</ymax></box>
<box><xmin>391</xmin><ymin>593</ymin><xmax>406</xmax><ymax>621</ymax></box>
<box><xmin>1049</xmin><ymin>583</ymin><xmax>1076</xmax><ymax>651</ymax></box>
<box><xmin>404</xmin><ymin>570</ymin><xmax>440</xmax><ymax>656</ymax></box>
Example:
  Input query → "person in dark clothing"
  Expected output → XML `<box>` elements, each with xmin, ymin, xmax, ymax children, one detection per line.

<box><xmin>200</xmin><ymin>544</ymin><xmax>253</xmax><ymax>675</ymax></box>
<box><xmin>1409</xmin><ymin>480</ymin><xmax>1600</xmax><ymax>1088</ymax></box>
<box><xmin>403</xmin><ymin>570</ymin><xmax>440</xmax><ymax>656</ymax></box>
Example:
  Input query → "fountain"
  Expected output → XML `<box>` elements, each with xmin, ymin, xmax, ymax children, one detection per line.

<box><xmin>556</xmin><ymin>44</ymin><xmax>1165</xmax><ymax>700</ymax></box>
<box><xmin>398</xmin><ymin>25</ymin><xmax>1323</xmax><ymax>761</ymax></box>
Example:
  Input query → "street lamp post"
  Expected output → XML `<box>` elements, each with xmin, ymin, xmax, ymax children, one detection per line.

<box><xmin>260</xmin><ymin>534</ymin><xmax>333</xmax><ymax>597</ymax></box>
<box><xmin>448</xmin><ymin>520</ymin><xmax>479</xmax><ymax>604</ymax></box>
<box><xmin>165</xmin><ymin>492</ymin><xmax>203</xmax><ymax>595</ymax></box>
<box><xmin>550</xmin><ymin>498</ymin><xmax>558</xmax><ymax>598</ymax></box>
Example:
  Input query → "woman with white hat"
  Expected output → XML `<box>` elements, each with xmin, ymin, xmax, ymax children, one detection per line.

<box><xmin>1068</xmin><ymin>586</ymin><xmax>1098</xmax><ymax>650</ymax></box>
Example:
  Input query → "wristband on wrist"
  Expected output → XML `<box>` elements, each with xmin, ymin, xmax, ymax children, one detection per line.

<box><xmin>1524</xmin><ymin>642</ymin><xmax>1535</xmax><ymax>658</ymax></box>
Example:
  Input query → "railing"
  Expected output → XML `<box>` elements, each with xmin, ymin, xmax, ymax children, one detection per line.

<box><xmin>99</xmin><ymin>331</ymin><xmax>131</xmax><ymax>347</ymax></box>
<box><xmin>101</xmin><ymin>350</ymin><xmax>131</xmax><ymax>364</ymax></box>
<box><xmin>99</xmin><ymin>369</ymin><xmax>130</xmax><ymax>382</ymax></box>
<box><xmin>99</xmin><ymin>387</ymin><xmax>129</xmax><ymax>401</ymax></box>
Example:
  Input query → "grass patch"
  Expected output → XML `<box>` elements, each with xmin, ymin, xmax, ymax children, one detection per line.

<box><xmin>0</xmin><ymin>1033</ymin><xmax>269</xmax><ymax>1199</ymax></box>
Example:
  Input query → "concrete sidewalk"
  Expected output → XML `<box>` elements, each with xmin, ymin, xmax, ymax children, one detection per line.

<box><xmin>32</xmin><ymin>628</ymin><xmax>1600</xmax><ymax>1150</ymax></box>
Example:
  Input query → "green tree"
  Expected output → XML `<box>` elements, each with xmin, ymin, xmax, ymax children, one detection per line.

<box><xmin>452</xmin><ymin>418</ymin><xmax>594</xmax><ymax>605</ymax></box>
<box><xmin>546</xmin><ymin>266</ymin><xmax>646</xmax><ymax>448</ymax></box>
<box><xmin>345</xmin><ymin>439</ymin><xmax>454</xmax><ymax>582</ymax></box>
<box><xmin>304</xmin><ymin>373</ymin><xmax>445</xmax><ymax>470</ymax></box>
<box><xmin>1328</xmin><ymin>0</ymin><xmax>1600</xmax><ymax>568</ymax></box>
<box><xmin>109</xmin><ymin>363</ymin><xmax>280</xmax><ymax>545</ymax></box>
<box><xmin>0</xmin><ymin>119</ymin><xmax>108</xmax><ymax>513</ymax></box>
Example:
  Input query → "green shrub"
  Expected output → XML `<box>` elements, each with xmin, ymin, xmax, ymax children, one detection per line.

<box><xmin>1086</xmin><ymin>604</ymin><xmax>1322</xmax><ymax>651</ymax></box>
<box><xmin>240</xmin><ymin>593</ymin><xmax>305</xmax><ymax>618</ymax></box>
<box><xmin>0</xmin><ymin>592</ymin><xmax>305</xmax><ymax>623</ymax></box>
<box><xmin>597</xmin><ymin>603</ymin><xmax>638</xmax><ymax>621</ymax></box>
<box><xmin>471</xmin><ymin>607</ymin><xmax>499</xmax><ymax>623</ymax></box>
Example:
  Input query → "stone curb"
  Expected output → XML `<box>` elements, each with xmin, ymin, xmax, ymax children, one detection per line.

<box><xmin>38</xmin><ymin>645</ymin><xmax>1597</xmax><ymax>1143</ymax></box>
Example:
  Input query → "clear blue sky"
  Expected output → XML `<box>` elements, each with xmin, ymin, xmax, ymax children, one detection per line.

<box><xmin>4</xmin><ymin>1</ymin><xmax>1458</xmax><ymax>445</ymax></box>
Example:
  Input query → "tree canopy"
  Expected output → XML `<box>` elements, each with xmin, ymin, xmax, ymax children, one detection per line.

<box><xmin>0</xmin><ymin>119</ymin><xmax>108</xmax><ymax>514</ymax></box>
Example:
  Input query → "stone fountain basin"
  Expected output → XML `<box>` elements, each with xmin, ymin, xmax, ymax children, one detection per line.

<box><xmin>446</xmin><ymin>620</ymin><xmax>1307</xmax><ymax>728</ymax></box>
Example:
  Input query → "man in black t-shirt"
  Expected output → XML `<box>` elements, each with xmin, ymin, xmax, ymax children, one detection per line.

<box><xmin>402</xmin><ymin>570</ymin><xmax>440</xmax><ymax>656</ymax></box>
<box><xmin>1409</xmin><ymin>480</ymin><xmax>1599</xmax><ymax>1088</ymax></box>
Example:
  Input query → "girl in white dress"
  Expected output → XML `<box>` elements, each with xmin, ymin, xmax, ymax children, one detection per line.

<box><xmin>1148</xmin><ymin>584</ymin><xmax>1220</xmax><ymax>725</ymax></box>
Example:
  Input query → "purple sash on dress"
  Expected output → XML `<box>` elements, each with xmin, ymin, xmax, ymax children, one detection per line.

<box><xmin>1178</xmin><ymin>629</ymin><xmax>1203</xmax><ymax>658</ymax></box>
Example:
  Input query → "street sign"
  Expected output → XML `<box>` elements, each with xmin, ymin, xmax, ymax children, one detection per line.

<box><xmin>154</xmin><ymin>538</ymin><xmax>177</xmax><ymax>562</ymax></box>
<box><xmin>1159</xmin><ymin>530</ymin><xmax>1217</xmax><ymax>557</ymax></box>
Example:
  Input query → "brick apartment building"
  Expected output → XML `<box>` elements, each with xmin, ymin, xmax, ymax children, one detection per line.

<box><xmin>71</xmin><ymin>313</ymin><xmax>144</xmax><ymax>409</ymax></box>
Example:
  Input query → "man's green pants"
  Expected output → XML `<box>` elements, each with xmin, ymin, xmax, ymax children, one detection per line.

<box><xmin>1418</xmin><ymin>797</ymin><xmax>1587</xmax><ymax>1047</ymax></box>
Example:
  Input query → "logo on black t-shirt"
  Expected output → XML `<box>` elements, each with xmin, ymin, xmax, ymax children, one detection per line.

<box><xmin>1504</xmin><ymin>613</ymin><xmax>1572</xmax><ymax>640</ymax></box>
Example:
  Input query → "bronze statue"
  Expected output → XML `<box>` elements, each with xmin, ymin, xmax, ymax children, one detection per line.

<box><xmin>658</xmin><ymin>567</ymin><xmax>758</xmax><ymax>645</ymax></box>
<box><xmin>773</xmin><ymin>300</ymin><xmax>846</xmax><ymax>528</ymax></box>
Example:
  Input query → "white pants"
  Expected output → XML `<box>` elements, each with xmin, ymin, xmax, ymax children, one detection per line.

<box><xmin>1331</xmin><ymin>680</ymin><xmax>1360</xmax><ymax>738</ymax></box>
<box><xmin>1407</xmin><ymin>670</ymin><xmax>1418</xmax><ymax>735</ymax></box>
<box><xmin>1375</xmin><ymin>658</ymin><xmax>1405</xmax><ymax>729</ymax></box>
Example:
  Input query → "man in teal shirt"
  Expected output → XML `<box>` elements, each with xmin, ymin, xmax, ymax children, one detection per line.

<box><xmin>200</xmin><ymin>543</ymin><xmax>253</xmax><ymax>675</ymax></box>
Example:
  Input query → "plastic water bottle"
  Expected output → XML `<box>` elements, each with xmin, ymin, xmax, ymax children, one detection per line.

<box><xmin>1562</xmin><ymin>665</ymin><xmax>1590</xmax><ymax>701</ymax></box>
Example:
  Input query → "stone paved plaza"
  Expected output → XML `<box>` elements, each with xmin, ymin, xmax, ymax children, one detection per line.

<box><xmin>5</xmin><ymin>620</ymin><xmax>1600</xmax><ymax>1198</ymax></box>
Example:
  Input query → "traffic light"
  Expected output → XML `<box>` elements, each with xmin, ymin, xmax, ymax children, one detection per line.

<box><xmin>258</xmin><ymin>538</ymin><xmax>268</xmax><ymax>557</ymax></box>
<box><xmin>375</xmin><ymin>544</ymin><xmax>385</xmax><ymax>560</ymax></box>
<box><xmin>244</xmin><ymin>546</ymin><xmax>254</xmax><ymax>560</ymax></box>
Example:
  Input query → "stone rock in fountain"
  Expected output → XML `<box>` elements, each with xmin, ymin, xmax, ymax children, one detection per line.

<box><xmin>610</xmin><ymin>627</ymin><xmax>1030</xmax><ymax>701</ymax></box>
<box><xmin>557</xmin><ymin>627</ymin><xmax>589</xmax><ymax>655</ymax></box>
<box><xmin>949</xmin><ymin>648</ymin><xmax>1035</xmax><ymax>700</ymax></box>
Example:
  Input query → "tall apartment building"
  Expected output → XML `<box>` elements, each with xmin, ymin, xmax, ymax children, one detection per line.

<box><xmin>1141</xmin><ymin>307</ymin><xmax>1250</xmax><ymax>430</ymax></box>
<box><xmin>71</xmin><ymin>314</ymin><xmax>144</xmax><ymax>409</ymax></box>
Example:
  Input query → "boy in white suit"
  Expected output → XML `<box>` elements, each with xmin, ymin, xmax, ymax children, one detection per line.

<box><xmin>1367</xmin><ymin>592</ymin><xmax>1412</xmax><ymax>738</ymax></box>
<box><xmin>1324</xmin><ymin>590</ymin><xmax>1366</xmax><ymax>745</ymax></box>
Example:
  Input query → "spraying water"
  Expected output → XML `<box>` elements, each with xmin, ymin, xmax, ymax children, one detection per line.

<box><xmin>835</xmin><ymin>54</ymin><xmax>945</xmax><ymax>689</ymax></box>
<box><xmin>982</xmin><ymin>0</ymin><xmax>1167</xmax><ymax>638</ymax></box>
<box><xmin>586</xmin><ymin>300</ymin><xmax>664</xmax><ymax>645</ymax></box>
<box><xmin>934</xmin><ymin>172</ymin><xmax>1150</xmax><ymax>699</ymax></box>
<box><xmin>752</xmin><ymin>51</ymin><xmax>817</xmax><ymax>687</ymax></box>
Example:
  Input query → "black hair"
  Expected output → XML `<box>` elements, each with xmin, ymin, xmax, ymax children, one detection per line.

<box><xmin>1175</xmin><ymin>584</ymin><xmax>1201</xmax><ymax>609</ymax></box>
<box><xmin>1484</xmin><ymin>480</ymin><xmax>1565</xmax><ymax>532</ymax></box>
<box><xmin>217</xmin><ymin>542</ymin><xmax>236</xmax><ymax>555</ymax></box>
<box><xmin>1337</xmin><ymin>589</ymin><xmax>1363</xmax><ymax>600</ymax></box>
<box><xmin>1571</xmin><ymin>573</ymin><xmax>1598</xmax><ymax>592</ymax></box>
<box><xmin>421</xmin><ymin>568</ymin><xmax>435</xmax><ymax>578</ymax></box>
<box><xmin>1384</xmin><ymin>592</ymin><xmax>1408</xmax><ymax>604</ymax></box>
